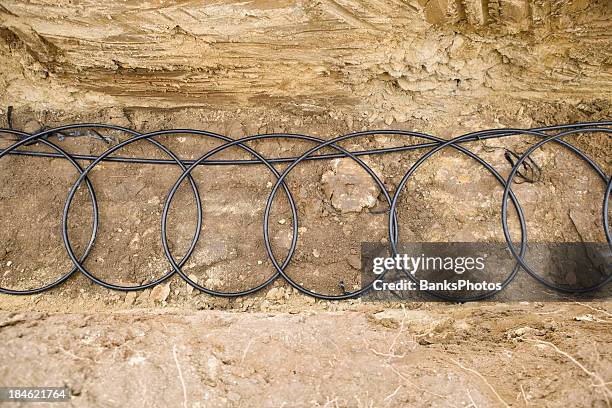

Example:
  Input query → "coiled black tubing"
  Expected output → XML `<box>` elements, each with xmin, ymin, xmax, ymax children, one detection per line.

<box><xmin>0</xmin><ymin>121</ymin><xmax>610</xmax><ymax>301</ymax></box>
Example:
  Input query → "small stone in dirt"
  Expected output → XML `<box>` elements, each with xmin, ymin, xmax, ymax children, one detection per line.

<box><xmin>304</xmin><ymin>295</ymin><xmax>316</xmax><ymax>304</ymax></box>
<box><xmin>371</xmin><ymin>309</ymin><xmax>433</xmax><ymax>329</ymax></box>
<box><xmin>574</xmin><ymin>314</ymin><xmax>595</xmax><ymax>322</ymax></box>
<box><xmin>136</xmin><ymin>290</ymin><xmax>149</xmax><ymax>304</ymax></box>
<box><xmin>266</xmin><ymin>287</ymin><xmax>285</xmax><ymax>301</ymax></box>
<box><xmin>321</xmin><ymin>159</ymin><xmax>380</xmax><ymax>213</ymax></box>
<box><xmin>205</xmin><ymin>278</ymin><xmax>223</xmax><ymax>288</ymax></box>
<box><xmin>384</xmin><ymin>113</ymin><xmax>394</xmax><ymax>125</ymax></box>
<box><xmin>124</xmin><ymin>292</ymin><xmax>138</xmax><ymax>306</ymax></box>
<box><xmin>148</xmin><ymin>196</ymin><xmax>161</xmax><ymax>205</ymax></box>
<box><xmin>186</xmin><ymin>274</ymin><xmax>199</xmax><ymax>295</ymax></box>
<box><xmin>506</xmin><ymin>326</ymin><xmax>544</xmax><ymax>340</ymax></box>
<box><xmin>5</xmin><ymin>261</ymin><xmax>12</xmax><ymax>267</ymax></box>
<box><xmin>278</xmin><ymin>219</ymin><xmax>286</xmax><ymax>225</ymax></box>
<box><xmin>344</xmin><ymin>116</ymin><xmax>354</xmax><ymax>129</ymax></box>
<box><xmin>312</xmin><ymin>249</ymin><xmax>320</xmax><ymax>258</ymax></box>
<box><xmin>417</xmin><ymin>337</ymin><xmax>433</xmax><ymax>345</ymax></box>
<box><xmin>150</xmin><ymin>284</ymin><xmax>170</xmax><ymax>303</ymax></box>
<box><xmin>206</xmin><ymin>355</ymin><xmax>221</xmax><ymax>383</ymax></box>
<box><xmin>347</xmin><ymin>255</ymin><xmax>360</xmax><ymax>270</ymax></box>
<box><xmin>23</xmin><ymin>120</ymin><xmax>42</xmax><ymax>134</ymax></box>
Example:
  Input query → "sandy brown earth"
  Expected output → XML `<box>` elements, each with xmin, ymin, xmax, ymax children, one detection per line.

<box><xmin>0</xmin><ymin>107</ymin><xmax>609</xmax><ymax>408</ymax></box>
<box><xmin>1</xmin><ymin>0</ymin><xmax>611</xmax><ymax>114</ymax></box>
<box><xmin>1</xmin><ymin>303</ymin><xmax>612</xmax><ymax>407</ymax></box>
<box><xmin>0</xmin><ymin>1</ymin><xmax>611</xmax><ymax>407</ymax></box>
<box><xmin>0</xmin><ymin>107</ymin><xmax>610</xmax><ymax>299</ymax></box>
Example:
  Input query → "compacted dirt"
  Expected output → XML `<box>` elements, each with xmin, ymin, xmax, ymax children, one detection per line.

<box><xmin>2</xmin><ymin>303</ymin><xmax>612</xmax><ymax>407</ymax></box>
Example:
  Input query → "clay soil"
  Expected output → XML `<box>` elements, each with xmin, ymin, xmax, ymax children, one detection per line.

<box><xmin>0</xmin><ymin>104</ymin><xmax>609</xmax><ymax>408</ymax></box>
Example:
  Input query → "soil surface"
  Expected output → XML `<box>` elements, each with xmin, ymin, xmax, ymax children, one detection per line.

<box><xmin>2</xmin><ymin>303</ymin><xmax>612</xmax><ymax>407</ymax></box>
<box><xmin>0</xmin><ymin>106</ymin><xmax>610</xmax><ymax>300</ymax></box>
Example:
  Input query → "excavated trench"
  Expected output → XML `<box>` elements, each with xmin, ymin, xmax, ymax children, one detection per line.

<box><xmin>0</xmin><ymin>1</ymin><xmax>610</xmax><ymax>406</ymax></box>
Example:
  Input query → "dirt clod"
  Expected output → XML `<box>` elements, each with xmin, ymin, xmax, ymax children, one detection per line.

<box><xmin>150</xmin><ymin>284</ymin><xmax>170</xmax><ymax>303</ymax></box>
<box><xmin>321</xmin><ymin>159</ymin><xmax>380</xmax><ymax>213</ymax></box>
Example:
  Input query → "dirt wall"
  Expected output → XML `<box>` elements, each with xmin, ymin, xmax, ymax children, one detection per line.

<box><xmin>0</xmin><ymin>0</ymin><xmax>610</xmax><ymax>120</ymax></box>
